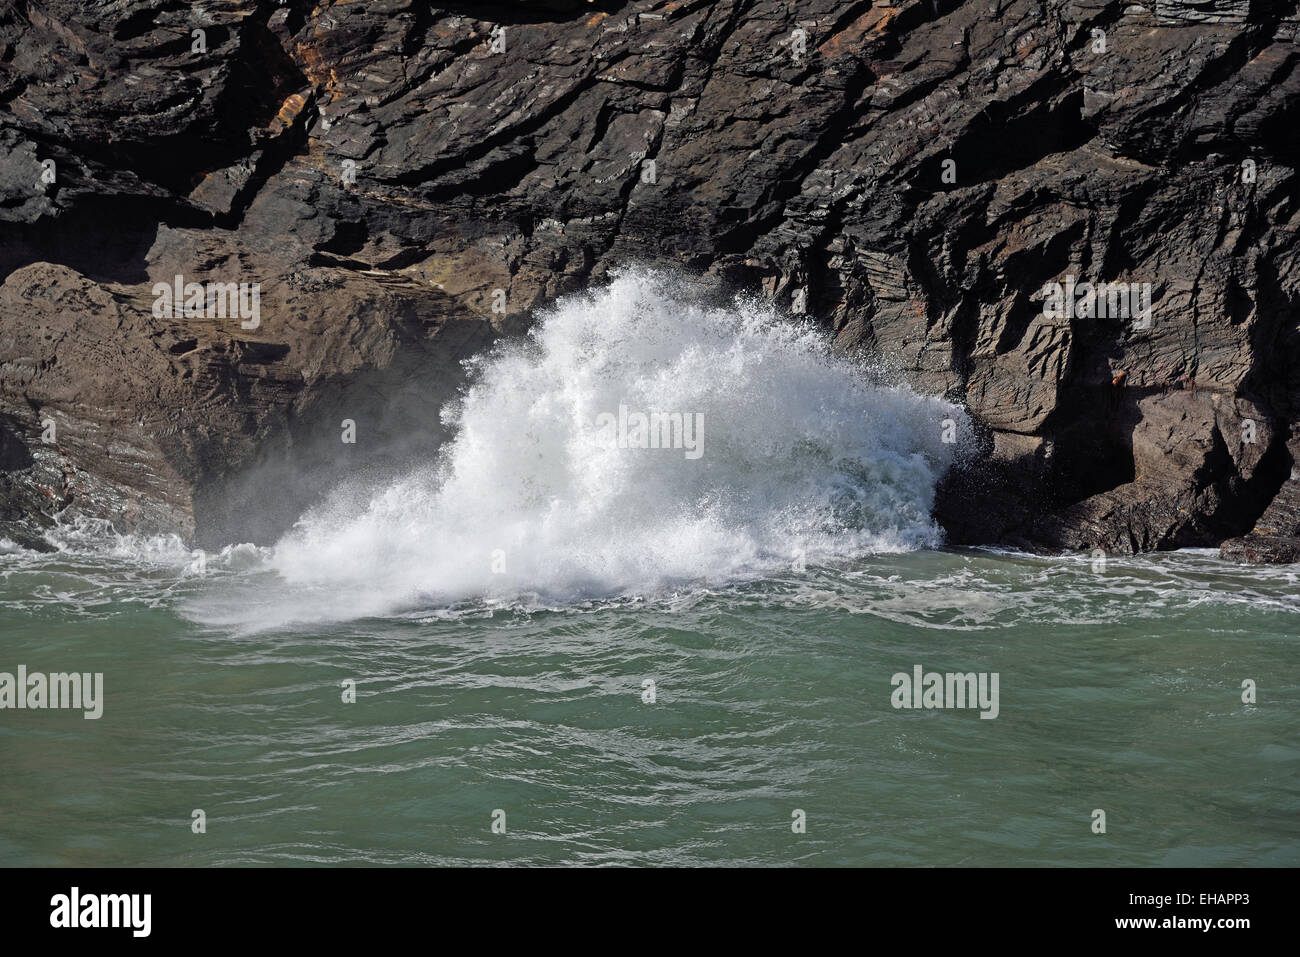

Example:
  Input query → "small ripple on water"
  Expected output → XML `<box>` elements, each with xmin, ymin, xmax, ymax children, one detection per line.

<box><xmin>1</xmin><ymin>541</ymin><xmax>1298</xmax><ymax>866</ymax></box>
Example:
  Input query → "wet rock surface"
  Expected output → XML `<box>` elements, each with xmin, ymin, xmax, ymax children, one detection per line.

<box><xmin>1</xmin><ymin>0</ymin><xmax>1298</xmax><ymax>558</ymax></box>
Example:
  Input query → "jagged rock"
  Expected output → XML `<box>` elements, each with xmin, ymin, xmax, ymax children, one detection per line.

<box><xmin>0</xmin><ymin>258</ymin><xmax>493</xmax><ymax>547</ymax></box>
<box><xmin>1155</xmin><ymin>0</ymin><xmax>1249</xmax><ymax>25</ymax></box>
<box><xmin>1220</xmin><ymin>534</ymin><xmax>1300</xmax><ymax>563</ymax></box>
<box><xmin>1</xmin><ymin>0</ymin><xmax>1299</xmax><ymax>559</ymax></box>
<box><xmin>1220</xmin><ymin>435</ymin><xmax>1300</xmax><ymax>562</ymax></box>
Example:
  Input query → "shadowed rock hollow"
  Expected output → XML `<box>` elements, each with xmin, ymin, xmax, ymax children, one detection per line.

<box><xmin>1</xmin><ymin>0</ymin><xmax>1299</xmax><ymax>560</ymax></box>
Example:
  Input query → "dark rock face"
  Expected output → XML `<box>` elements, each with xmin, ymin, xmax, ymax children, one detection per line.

<box><xmin>2</xmin><ymin>0</ymin><xmax>1299</xmax><ymax>559</ymax></box>
<box><xmin>1220</xmin><ymin>435</ymin><xmax>1300</xmax><ymax>561</ymax></box>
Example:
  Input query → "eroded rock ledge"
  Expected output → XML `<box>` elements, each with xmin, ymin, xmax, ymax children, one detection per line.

<box><xmin>2</xmin><ymin>0</ymin><xmax>1299</xmax><ymax>560</ymax></box>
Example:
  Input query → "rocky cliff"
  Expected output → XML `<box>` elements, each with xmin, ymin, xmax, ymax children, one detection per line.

<box><xmin>2</xmin><ymin>0</ymin><xmax>1298</xmax><ymax>560</ymax></box>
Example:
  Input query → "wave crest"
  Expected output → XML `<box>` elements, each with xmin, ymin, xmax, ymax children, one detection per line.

<box><xmin>254</xmin><ymin>268</ymin><xmax>969</xmax><ymax>622</ymax></box>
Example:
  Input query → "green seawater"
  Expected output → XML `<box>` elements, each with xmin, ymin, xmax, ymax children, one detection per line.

<box><xmin>1</xmin><ymin>544</ymin><xmax>1296</xmax><ymax>867</ymax></box>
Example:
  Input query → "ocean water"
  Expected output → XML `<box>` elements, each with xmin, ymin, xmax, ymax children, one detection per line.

<box><xmin>1</xmin><ymin>271</ymin><xmax>1297</xmax><ymax>866</ymax></box>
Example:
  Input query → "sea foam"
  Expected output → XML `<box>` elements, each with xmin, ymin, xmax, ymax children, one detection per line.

<box><xmin>237</xmin><ymin>268</ymin><xmax>970</xmax><ymax>623</ymax></box>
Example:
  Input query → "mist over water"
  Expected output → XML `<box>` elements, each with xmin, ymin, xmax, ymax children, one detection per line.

<box><xmin>193</xmin><ymin>269</ymin><xmax>969</xmax><ymax>628</ymax></box>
